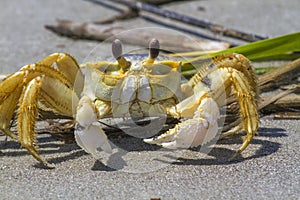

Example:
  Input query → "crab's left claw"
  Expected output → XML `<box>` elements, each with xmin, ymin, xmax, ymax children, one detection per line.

<box><xmin>75</xmin><ymin>96</ymin><xmax>112</xmax><ymax>156</ymax></box>
<box><xmin>144</xmin><ymin>92</ymin><xmax>220</xmax><ymax>149</ymax></box>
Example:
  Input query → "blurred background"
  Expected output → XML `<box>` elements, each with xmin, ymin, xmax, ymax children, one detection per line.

<box><xmin>0</xmin><ymin>0</ymin><xmax>299</xmax><ymax>73</ymax></box>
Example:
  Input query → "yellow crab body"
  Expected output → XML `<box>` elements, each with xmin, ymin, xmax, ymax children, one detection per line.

<box><xmin>0</xmin><ymin>39</ymin><xmax>258</xmax><ymax>168</ymax></box>
<box><xmin>86</xmin><ymin>54</ymin><xmax>181</xmax><ymax>119</ymax></box>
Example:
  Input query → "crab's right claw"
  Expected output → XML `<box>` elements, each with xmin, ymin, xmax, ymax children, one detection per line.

<box><xmin>75</xmin><ymin>96</ymin><xmax>112</xmax><ymax>156</ymax></box>
<box><xmin>75</xmin><ymin>123</ymin><xmax>112</xmax><ymax>155</ymax></box>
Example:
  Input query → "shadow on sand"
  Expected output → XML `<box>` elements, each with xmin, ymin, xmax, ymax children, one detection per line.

<box><xmin>0</xmin><ymin>127</ymin><xmax>286</xmax><ymax>170</ymax></box>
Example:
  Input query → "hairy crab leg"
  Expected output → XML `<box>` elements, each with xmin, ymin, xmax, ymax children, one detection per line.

<box><xmin>18</xmin><ymin>61</ymin><xmax>81</xmax><ymax>168</ymax></box>
<box><xmin>213</xmin><ymin>54</ymin><xmax>258</xmax><ymax>98</ymax></box>
<box><xmin>0</xmin><ymin>53</ymin><xmax>83</xmax><ymax>168</ymax></box>
<box><xmin>228</xmin><ymin>68</ymin><xmax>259</xmax><ymax>157</ymax></box>
<box><xmin>213</xmin><ymin>55</ymin><xmax>259</xmax><ymax>141</ymax></box>
<box><xmin>144</xmin><ymin>91</ymin><xmax>220</xmax><ymax>148</ymax></box>
<box><xmin>39</xmin><ymin>53</ymin><xmax>84</xmax><ymax>95</ymax></box>
<box><xmin>39</xmin><ymin>76</ymin><xmax>78</xmax><ymax>117</ymax></box>
<box><xmin>196</xmin><ymin>66</ymin><xmax>258</xmax><ymax>157</ymax></box>
<box><xmin>39</xmin><ymin>53</ymin><xmax>82</xmax><ymax>84</ymax></box>
<box><xmin>0</xmin><ymin>86</ymin><xmax>23</xmax><ymax>140</ymax></box>
<box><xmin>188</xmin><ymin>53</ymin><xmax>258</xmax><ymax>157</ymax></box>
<box><xmin>0</xmin><ymin>72</ymin><xmax>26</xmax><ymax>139</ymax></box>
<box><xmin>18</xmin><ymin>76</ymin><xmax>55</xmax><ymax>168</ymax></box>
<box><xmin>0</xmin><ymin>72</ymin><xmax>25</xmax><ymax>102</ymax></box>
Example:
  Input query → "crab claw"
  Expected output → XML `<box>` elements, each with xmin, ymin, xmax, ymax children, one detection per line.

<box><xmin>144</xmin><ymin>94</ymin><xmax>220</xmax><ymax>149</ymax></box>
<box><xmin>75</xmin><ymin>123</ymin><xmax>112</xmax><ymax>155</ymax></box>
<box><xmin>75</xmin><ymin>96</ymin><xmax>112</xmax><ymax>155</ymax></box>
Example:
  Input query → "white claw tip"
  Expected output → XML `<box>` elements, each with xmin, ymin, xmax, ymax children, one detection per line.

<box><xmin>75</xmin><ymin>124</ymin><xmax>112</xmax><ymax>156</ymax></box>
<box><xmin>143</xmin><ymin>138</ymin><xmax>155</xmax><ymax>144</ymax></box>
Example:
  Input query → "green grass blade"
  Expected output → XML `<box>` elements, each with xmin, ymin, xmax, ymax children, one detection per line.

<box><xmin>186</xmin><ymin>32</ymin><xmax>300</xmax><ymax>64</ymax></box>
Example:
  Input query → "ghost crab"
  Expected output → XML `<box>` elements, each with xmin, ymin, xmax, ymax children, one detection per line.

<box><xmin>0</xmin><ymin>38</ymin><xmax>258</xmax><ymax>168</ymax></box>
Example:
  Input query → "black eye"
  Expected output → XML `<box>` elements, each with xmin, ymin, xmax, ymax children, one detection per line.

<box><xmin>112</xmin><ymin>39</ymin><xmax>123</xmax><ymax>60</ymax></box>
<box><xmin>149</xmin><ymin>38</ymin><xmax>160</xmax><ymax>59</ymax></box>
<box><xmin>150</xmin><ymin>64</ymin><xmax>172</xmax><ymax>75</ymax></box>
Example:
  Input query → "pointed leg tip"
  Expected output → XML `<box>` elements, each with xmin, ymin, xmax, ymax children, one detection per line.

<box><xmin>38</xmin><ymin>159</ymin><xmax>55</xmax><ymax>169</ymax></box>
<box><xmin>45</xmin><ymin>163</ymin><xmax>55</xmax><ymax>169</ymax></box>
<box><xmin>143</xmin><ymin>138</ymin><xmax>155</xmax><ymax>144</ymax></box>
<box><xmin>228</xmin><ymin>151</ymin><xmax>240</xmax><ymax>161</ymax></box>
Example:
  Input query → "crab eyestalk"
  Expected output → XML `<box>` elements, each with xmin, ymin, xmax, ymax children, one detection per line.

<box><xmin>112</xmin><ymin>39</ymin><xmax>130</xmax><ymax>71</ymax></box>
<box><xmin>145</xmin><ymin>38</ymin><xmax>160</xmax><ymax>64</ymax></box>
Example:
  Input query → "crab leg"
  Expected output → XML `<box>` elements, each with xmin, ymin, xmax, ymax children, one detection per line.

<box><xmin>0</xmin><ymin>53</ymin><xmax>84</xmax><ymax>167</ymax></box>
<box><xmin>0</xmin><ymin>51</ymin><xmax>97</xmax><ymax>168</ymax></box>
<box><xmin>39</xmin><ymin>53</ymin><xmax>84</xmax><ymax>87</ymax></box>
<box><xmin>39</xmin><ymin>76</ymin><xmax>78</xmax><ymax>117</ymax></box>
<box><xmin>18</xmin><ymin>67</ymin><xmax>79</xmax><ymax>168</ymax></box>
<box><xmin>228</xmin><ymin>68</ymin><xmax>258</xmax><ymax>156</ymax></box>
<box><xmin>17</xmin><ymin>76</ymin><xmax>55</xmax><ymax>168</ymax></box>
<box><xmin>0</xmin><ymin>86</ymin><xmax>23</xmax><ymax>140</ymax></box>
<box><xmin>196</xmin><ymin>66</ymin><xmax>258</xmax><ymax>157</ymax></box>
<box><xmin>215</xmin><ymin>55</ymin><xmax>258</xmax><ymax>141</ymax></box>
<box><xmin>187</xmin><ymin>54</ymin><xmax>258</xmax><ymax>157</ymax></box>
<box><xmin>144</xmin><ymin>91</ymin><xmax>220</xmax><ymax>148</ymax></box>
<box><xmin>0</xmin><ymin>72</ymin><xmax>25</xmax><ymax>102</ymax></box>
<box><xmin>38</xmin><ymin>53</ymin><xmax>84</xmax><ymax>96</ymax></box>
<box><xmin>0</xmin><ymin>72</ymin><xmax>26</xmax><ymax>139</ymax></box>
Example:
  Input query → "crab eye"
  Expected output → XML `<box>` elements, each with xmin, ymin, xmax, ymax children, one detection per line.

<box><xmin>149</xmin><ymin>38</ymin><xmax>160</xmax><ymax>59</ymax></box>
<box><xmin>112</xmin><ymin>39</ymin><xmax>130</xmax><ymax>70</ymax></box>
<box><xmin>112</xmin><ymin>39</ymin><xmax>123</xmax><ymax>60</ymax></box>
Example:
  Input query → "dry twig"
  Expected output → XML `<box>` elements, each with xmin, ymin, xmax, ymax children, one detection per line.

<box><xmin>85</xmin><ymin>0</ymin><xmax>267</xmax><ymax>42</ymax></box>
<box><xmin>258</xmin><ymin>58</ymin><xmax>300</xmax><ymax>91</ymax></box>
<box><xmin>45</xmin><ymin>20</ymin><xmax>230</xmax><ymax>52</ymax></box>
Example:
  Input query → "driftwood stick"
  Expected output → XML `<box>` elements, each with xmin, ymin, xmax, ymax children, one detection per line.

<box><xmin>90</xmin><ymin>0</ymin><xmax>188</xmax><ymax>24</ymax></box>
<box><xmin>273</xmin><ymin>112</ymin><xmax>300</xmax><ymax>120</ymax></box>
<box><xmin>258</xmin><ymin>58</ymin><xmax>300</xmax><ymax>91</ymax></box>
<box><xmin>45</xmin><ymin>20</ymin><xmax>230</xmax><ymax>52</ymax></box>
<box><xmin>273</xmin><ymin>92</ymin><xmax>300</xmax><ymax>108</ymax></box>
<box><xmin>259</xmin><ymin>85</ymin><xmax>299</xmax><ymax>111</ymax></box>
<box><xmin>85</xmin><ymin>0</ymin><xmax>267</xmax><ymax>42</ymax></box>
<box><xmin>135</xmin><ymin>0</ymin><xmax>186</xmax><ymax>5</ymax></box>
